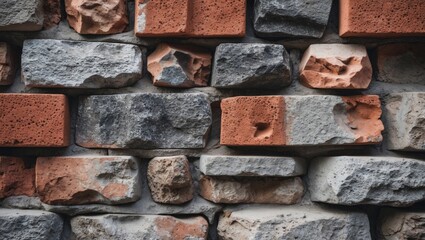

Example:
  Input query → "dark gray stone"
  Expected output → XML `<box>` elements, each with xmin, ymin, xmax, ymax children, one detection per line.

<box><xmin>76</xmin><ymin>93</ymin><xmax>212</xmax><ymax>149</ymax></box>
<box><xmin>0</xmin><ymin>0</ymin><xmax>44</xmax><ymax>31</ymax></box>
<box><xmin>211</xmin><ymin>43</ymin><xmax>291</xmax><ymax>89</ymax></box>
<box><xmin>253</xmin><ymin>0</ymin><xmax>333</xmax><ymax>38</ymax></box>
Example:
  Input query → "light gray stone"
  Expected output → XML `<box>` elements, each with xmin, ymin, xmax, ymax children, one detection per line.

<box><xmin>76</xmin><ymin>93</ymin><xmax>212</xmax><ymax>149</ymax></box>
<box><xmin>21</xmin><ymin>39</ymin><xmax>143</xmax><ymax>88</ymax></box>
<box><xmin>211</xmin><ymin>43</ymin><xmax>291</xmax><ymax>89</ymax></box>
<box><xmin>199</xmin><ymin>155</ymin><xmax>306</xmax><ymax>177</ymax></box>
<box><xmin>218</xmin><ymin>205</ymin><xmax>371</xmax><ymax>240</ymax></box>
<box><xmin>379</xmin><ymin>209</ymin><xmax>425</xmax><ymax>240</ymax></box>
<box><xmin>308</xmin><ymin>156</ymin><xmax>425</xmax><ymax>206</ymax></box>
<box><xmin>0</xmin><ymin>0</ymin><xmax>44</xmax><ymax>31</ymax></box>
<box><xmin>253</xmin><ymin>0</ymin><xmax>333</xmax><ymax>38</ymax></box>
<box><xmin>385</xmin><ymin>92</ymin><xmax>425</xmax><ymax>151</ymax></box>
<box><xmin>0</xmin><ymin>209</ymin><xmax>63</xmax><ymax>240</ymax></box>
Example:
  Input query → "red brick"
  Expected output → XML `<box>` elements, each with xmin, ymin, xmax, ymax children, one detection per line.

<box><xmin>0</xmin><ymin>94</ymin><xmax>70</xmax><ymax>147</ymax></box>
<box><xmin>43</xmin><ymin>0</ymin><xmax>61</xmax><ymax>29</ymax></box>
<box><xmin>0</xmin><ymin>157</ymin><xmax>35</xmax><ymax>198</ymax></box>
<box><xmin>0</xmin><ymin>43</ymin><xmax>16</xmax><ymax>86</ymax></box>
<box><xmin>340</xmin><ymin>0</ymin><xmax>425</xmax><ymax>37</ymax></box>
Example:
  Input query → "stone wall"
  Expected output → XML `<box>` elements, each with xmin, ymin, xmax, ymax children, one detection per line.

<box><xmin>0</xmin><ymin>0</ymin><xmax>425</xmax><ymax>239</ymax></box>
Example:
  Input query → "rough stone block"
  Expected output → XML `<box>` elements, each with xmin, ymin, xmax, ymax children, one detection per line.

<box><xmin>308</xmin><ymin>156</ymin><xmax>425</xmax><ymax>206</ymax></box>
<box><xmin>221</xmin><ymin>95</ymin><xmax>383</xmax><ymax>146</ymax></box>
<box><xmin>148</xmin><ymin>44</ymin><xmax>211</xmax><ymax>88</ymax></box>
<box><xmin>43</xmin><ymin>0</ymin><xmax>61</xmax><ymax>29</ymax></box>
<box><xmin>36</xmin><ymin>156</ymin><xmax>141</xmax><ymax>205</ymax></box>
<box><xmin>22</xmin><ymin>39</ymin><xmax>143</xmax><ymax>88</ymax></box>
<box><xmin>218</xmin><ymin>206</ymin><xmax>371</xmax><ymax>239</ymax></box>
<box><xmin>385</xmin><ymin>92</ymin><xmax>425</xmax><ymax>151</ymax></box>
<box><xmin>300</xmin><ymin>44</ymin><xmax>372</xmax><ymax>89</ymax></box>
<box><xmin>377</xmin><ymin>44</ymin><xmax>425</xmax><ymax>84</ymax></box>
<box><xmin>380</xmin><ymin>209</ymin><xmax>425</xmax><ymax>240</ymax></box>
<box><xmin>71</xmin><ymin>214</ymin><xmax>208</xmax><ymax>239</ymax></box>
<box><xmin>76</xmin><ymin>93</ymin><xmax>212</xmax><ymax>149</ymax></box>
<box><xmin>0</xmin><ymin>0</ymin><xmax>44</xmax><ymax>31</ymax></box>
<box><xmin>212</xmin><ymin>43</ymin><xmax>291</xmax><ymax>89</ymax></box>
<box><xmin>66</xmin><ymin>0</ymin><xmax>128</xmax><ymax>34</ymax></box>
<box><xmin>0</xmin><ymin>157</ymin><xmax>35</xmax><ymax>199</ymax></box>
<box><xmin>0</xmin><ymin>42</ymin><xmax>16</xmax><ymax>85</ymax></box>
<box><xmin>200</xmin><ymin>175</ymin><xmax>304</xmax><ymax>204</ymax></box>
<box><xmin>254</xmin><ymin>0</ymin><xmax>333</xmax><ymax>38</ymax></box>
<box><xmin>0</xmin><ymin>94</ymin><xmax>70</xmax><ymax>147</ymax></box>
<box><xmin>199</xmin><ymin>155</ymin><xmax>306</xmax><ymax>177</ymax></box>
<box><xmin>147</xmin><ymin>155</ymin><xmax>193</xmax><ymax>204</ymax></box>
<box><xmin>340</xmin><ymin>0</ymin><xmax>425</xmax><ymax>37</ymax></box>
<box><xmin>0</xmin><ymin>209</ymin><xmax>63</xmax><ymax>240</ymax></box>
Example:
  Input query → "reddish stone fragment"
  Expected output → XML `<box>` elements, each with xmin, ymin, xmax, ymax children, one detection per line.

<box><xmin>43</xmin><ymin>0</ymin><xmax>61</xmax><ymax>29</ymax></box>
<box><xmin>0</xmin><ymin>43</ymin><xmax>16</xmax><ymax>85</ymax></box>
<box><xmin>0</xmin><ymin>157</ymin><xmax>35</xmax><ymax>198</ymax></box>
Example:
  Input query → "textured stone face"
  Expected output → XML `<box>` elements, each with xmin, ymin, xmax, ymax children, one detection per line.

<box><xmin>340</xmin><ymin>0</ymin><xmax>425</xmax><ymax>37</ymax></box>
<box><xmin>221</xmin><ymin>95</ymin><xmax>383</xmax><ymax>146</ymax></box>
<box><xmin>299</xmin><ymin>44</ymin><xmax>372</xmax><ymax>89</ymax></box>
<box><xmin>380</xmin><ymin>209</ymin><xmax>425</xmax><ymax>240</ymax></box>
<box><xmin>21</xmin><ymin>39</ymin><xmax>143</xmax><ymax>88</ymax></box>
<box><xmin>199</xmin><ymin>155</ymin><xmax>306</xmax><ymax>177</ymax></box>
<box><xmin>43</xmin><ymin>0</ymin><xmax>61</xmax><ymax>29</ymax></box>
<box><xmin>147</xmin><ymin>155</ymin><xmax>193</xmax><ymax>204</ymax></box>
<box><xmin>36</xmin><ymin>156</ymin><xmax>141</xmax><ymax>205</ymax></box>
<box><xmin>0</xmin><ymin>157</ymin><xmax>35</xmax><ymax>199</ymax></box>
<box><xmin>218</xmin><ymin>206</ymin><xmax>371</xmax><ymax>240</ymax></box>
<box><xmin>308</xmin><ymin>156</ymin><xmax>425</xmax><ymax>206</ymax></box>
<box><xmin>377</xmin><ymin>44</ymin><xmax>425</xmax><ymax>84</ymax></box>
<box><xmin>148</xmin><ymin>44</ymin><xmax>211</xmax><ymax>88</ymax></box>
<box><xmin>0</xmin><ymin>0</ymin><xmax>44</xmax><ymax>31</ymax></box>
<box><xmin>76</xmin><ymin>93</ymin><xmax>212</xmax><ymax>149</ymax></box>
<box><xmin>200</xmin><ymin>175</ymin><xmax>304</xmax><ymax>204</ymax></box>
<box><xmin>385</xmin><ymin>92</ymin><xmax>425</xmax><ymax>151</ymax></box>
<box><xmin>0</xmin><ymin>94</ymin><xmax>70</xmax><ymax>147</ymax></box>
<box><xmin>0</xmin><ymin>209</ymin><xmax>63</xmax><ymax>240</ymax></box>
<box><xmin>71</xmin><ymin>215</ymin><xmax>208</xmax><ymax>239</ymax></box>
<box><xmin>212</xmin><ymin>43</ymin><xmax>291</xmax><ymax>89</ymax></box>
<box><xmin>0</xmin><ymin>42</ymin><xmax>16</xmax><ymax>85</ymax></box>
<box><xmin>254</xmin><ymin>0</ymin><xmax>333</xmax><ymax>38</ymax></box>
<box><xmin>66</xmin><ymin>0</ymin><xmax>128</xmax><ymax>34</ymax></box>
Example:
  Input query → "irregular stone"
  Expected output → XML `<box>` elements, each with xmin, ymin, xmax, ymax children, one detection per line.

<box><xmin>200</xmin><ymin>175</ymin><xmax>304</xmax><ymax>204</ymax></box>
<box><xmin>380</xmin><ymin>209</ymin><xmax>425</xmax><ymax>240</ymax></box>
<box><xmin>71</xmin><ymin>214</ymin><xmax>208</xmax><ymax>239</ymax></box>
<box><xmin>1</xmin><ymin>196</ymin><xmax>43</xmax><ymax>210</ymax></box>
<box><xmin>43</xmin><ymin>0</ymin><xmax>61</xmax><ymax>29</ymax></box>
<box><xmin>66</xmin><ymin>0</ymin><xmax>128</xmax><ymax>34</ymax></box>
<box><xmin>36</xmin><ymin>156</ymin><xmax>141</xmax><ymax>205</ymax></box>
<box><xmin>21</xmin><ymin>39</ymin><xmax>143</xmax><ymax>88</ymax></box>
<box><xmin>340</xmin><ymin>0</ymin><xmax>425</xmax><ymax>37</ymax></box>
<box><xmin>0</xmin><ymin>0</ymin><xmax>44</xmax><ymax>31</ymax></box>
<box><xmin>199</xmin><ymin>155</ymin><xmax>306</xmax><ymax>177</ymax></box>
<box><xmin>0</xmin><ymin>94</ymin><xmax>70</xmax><ymax>147</ymax></box>
<box><xmin>148</xmin><ymin>44</ymin><xmax>211</xmax><ymax>88</ymax></box>
<box><xmin>211</xmin><ymin>43</ymin><xmax>291</xmax><ymax>89</ymax></box>
<box><xmin>385</xmin><ymin>92</ymin><xmax>425</xmax><ymax>151</ymax></box>
<box><xmin>377</xmin><ymin>44</ymin><xmax>425</xmax><ymax>84</ymax></box>
<box><xmin>0</xmin><ymin>157</ymin><xmax>35</xmax><ymax>199</ymax></box>
<box><xmin>0</xmin><ymin>209</ymin><xmax>63</xmax><ymax>240</ymax></box>
<box><xmin>218</xmin><ymin>205</ymin><xmax>371</xmax><ymax>240</ymax></box>
<box><xmin>253</xmin><ymin>0</ymin><xmax>333</xmax><ymax>38</ymax></box>
<box><xmin>76</xmin><ymin>93</ymin><xmax>212</xmax><ymax>149</ymax></box>
<box><xmin>221</xmin><ymin>95</ymin><xmax>383</xmax><ymax>146</ymax></box>
<box><xmin>147</xmin><ymin>155</ymin><xmax>193</xmax><ymax>204</ymax></box>
<box><xmin>308</xmin><ymin>156</ymin><xmax>425</xmax><ymax>206</ymax></box>
<box><xmin>0</xmin><ymin>42</ymin><xmax>16</xmax><ymax>85</ymax></box>
<box><xmin>299</xmin><ymin>44</ymin><xmax>372</xmax><ymax>89</ymax></box>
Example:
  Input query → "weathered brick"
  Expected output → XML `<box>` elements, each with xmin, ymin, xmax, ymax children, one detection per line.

<box><xmin>0</xmin><ymin>0</ymin><xmax>44</xmax><ymax>31</ymax></box>
<box><xmin>36</xmin><ymin>156</ymin><xmax>141</xmax><ymax>205</ymax></box>
<box><xmin>0</xmin><ymin>94</ymin><xmax>70</xmax><ymax>147</ymax></box>
<box><xmin>0</xmin><ymin>42</ymin><xmax>16</xmax><ymax>85</ymax></box>
<box><xmin>380</xmin><ymin>209</ymin><xmax>425</xmax><ymax>240</ymax></box>
<box><xmin>0</xmin><ymin>157</ymin><xmax>35</xmax><ymax>199</ymax></box>
<box><xmin>340</xmin><ymin>0</ymin><xmax>425</xmax><ymax>37</ymax></box>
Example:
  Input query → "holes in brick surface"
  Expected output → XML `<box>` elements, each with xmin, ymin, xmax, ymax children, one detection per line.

<box><xmin>254</xmin><ymin>122</ymin><xmax>272</xmax><ymax>139</ymax></box>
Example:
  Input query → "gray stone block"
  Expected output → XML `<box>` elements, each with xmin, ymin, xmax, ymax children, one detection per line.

<box><xmin>0</xmin><ymin>0</ymin><xmax>44</xmax><ymax>31</ymax></box>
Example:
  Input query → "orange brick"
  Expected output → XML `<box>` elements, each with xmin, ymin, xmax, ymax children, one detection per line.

<box><xmin>0</xmin><ymin>157</ymin><xmax>35</xmax><ymax>198</ymax></box>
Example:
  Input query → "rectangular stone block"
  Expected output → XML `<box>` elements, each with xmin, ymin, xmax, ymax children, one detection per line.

<box><xmin>0</xmin><ymin>157</ymin><xmax>35</xmax><ymax>198</ymax></box>
<box><xmin>340</xmin><ymin>0</ymin><xmax>425</xmax><ymax>37</ymax></box>
<box><xmin>76</xmin><ymin>93</ymin><xmax>212</xmax><ymax>149</ymax></box>
<box><xmin>221</xmin><ymin>95</ymin><xmax>383</xmax><ymax>146</ymax></box>
<box><xmin>0</xmin><ymin>43</ymin><xmax>16</xmax><ymax>85</ymax></box>
<box><xmin>0</xmin><ymin>0</ymin><xmax>44</xmax><ymax>31</ymax></box>
<box><xmin>0</xmin><ymin>94</ymin><xmax>70</xmax><ymax>147</ymax></box>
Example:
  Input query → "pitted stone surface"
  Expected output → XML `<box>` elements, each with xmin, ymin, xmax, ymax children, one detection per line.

<box><xmin>199</xmin><ymin>155</ymin><xmax>306</xmax><ymax>177</ymax></box>
<box><xmin>212</xmin><ymin>43</ymin><xmax>291</xmax><ymax>89</ymax></box>
<box><xmin>22</xmin><ymin>39</ymin><xmax>143</xmax><ymax>88</ymax></box>
<box><xmin>43</xmin><ymin>0</ymin><xmax>61</xmax><ymax>29</ymax></box>
<box><xmin>385</xmin><ymin>92</ymin><xmax>425</xmax><ymax>151</ymax></box>
<box><xmin>0</xmin><ymin>42</ymin><xmax>16</xmax><ymax>85</ymax></box>
<box><xmin>76</xmin><ymin>93</ymin><xmax>212</xmax><ymax>149</ymax></box>
<box><xmin>0</xmin><ymin>0</ymin><xmax>44</xmax><ymax>31</ymax></box>
<box><xmin>71</xmin><ymin>214</ymin><xmax>208</xmax><ymax>239</ymax></box>
<box><xmin>0</xmin><ymin>209</ymin><xmax>63</xmax><ymax>240</ymax></box>
<box><xmin>36</xmin><ymin>156</ymin><xmax>141</xmax><ymax>205</ymax></box>
<box><xmin>0</xmin><ymin>157</ymin><xmax>35</xmax><ymax>199</ymax></box>
<box><xmin>380</xmin><ymin>209</ymin><xmax>425</xmax><ymax>240</ymax></box>
<box><xmin>254</xmin><ymin>0</ymin><xmax>333</xmax><ymax>38</ymax></box>
<box><xmin>300</xmin><ymin>44</ymin><xmax>372</xmax><ymax>89</ymax></box>
<box><xmin>218</xmin><ymin>205</ymin><xmax>371</xmax><ymax>240</ymax></box>
<box><xmin>148</xmin><ymin>44</ymin><xmax>211</xmax><ymax>88</ymax></box>
<box><xmin>308</xmin><ymin>156</ymin><xmax>425</xmax><ymax>206</ymax></box>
